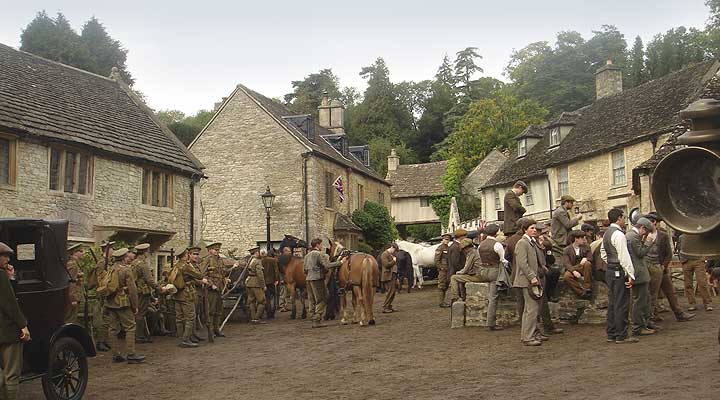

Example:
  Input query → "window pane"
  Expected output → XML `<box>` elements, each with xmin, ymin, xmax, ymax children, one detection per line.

<box><xmin>162</xmin><ymin>174</ymin><xmax>170</xmax><ymax>207</ymax></box>
<box><xmin>151</xmin><ymin>171</ymin><xmax>160</xmax><ymax>206</ymax></box>
<box><xmin>142</xmin><ymin>169</ymin><xmax>149</xmax><ymax>204</ymax></box>
<box><xmin>77</xmin><ymin>154</ymin><xmax>88</xmax><ymax>194</ymax></box>
<box><xmin>64</xmin><ymin>151</ymin><xmax>76</xmax><ymax>193</ymax></box>
<box><xmin>49</xmin><ymin>148</ymin><xmax>62</xmax><ymax>190</ymax></box>
<box><xmin>0</xmin><ymin>138</ymin><xmax>9</xmax><ymax>185</ymax></box>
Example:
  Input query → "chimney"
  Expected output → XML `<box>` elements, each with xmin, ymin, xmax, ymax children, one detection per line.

<box><xmin>595</xmin><ymin>59</ymin><xmax>622</xmax><ymax>100</ymax></box>
<box><xmin>318</xmin><ymin>91</ymin><xmax>345</xmax><ymax>134</ymax></box>
<box><xmin>387</xmin><ymin>148</ymin><xmax>400</xmax><ymax>172</ymax></box>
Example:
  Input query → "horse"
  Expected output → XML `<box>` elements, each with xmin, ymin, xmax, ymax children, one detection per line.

<box><xmin>279</xmin><ymin>235</ymin><xmax>308</xmax><ymax>320</ymax></box>
<box><xmin>395</xmin><ymin>250</ymin><xmax>413</xmax><ymax>293</ymax></box>
<box><xmin>395</xmin><ymin>240</ymin><xmax>440</xmax><ymax>289</ymax></box>
<box><xmin>331</xmin><ymin>242</ymin><xmax>379</xmax><ymax>327</ymax></box>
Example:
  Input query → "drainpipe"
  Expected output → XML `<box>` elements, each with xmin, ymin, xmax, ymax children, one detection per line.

<box><xmin>190</xmin><ymin>174</ymin><xmax>198</xmax><ymax>245</ymax></box>
<box><xmin>302</xmin><ymin>153</ymin><xmax>310</xmax><ymax>244</ymax></box>
<box><xmin>651</xmin><ymin>137</ymin><xmax>658</xmax><ymax>154</ymax></box>
<box><xmin>546</xmin><ymin>175</ymin><xmax>553</xmax><ymax>221</ymax></box>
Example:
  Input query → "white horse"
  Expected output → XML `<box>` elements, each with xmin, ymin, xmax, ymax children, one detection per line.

<box><xmin>395</xmin><ymin>240</ymin><xmax>439</xmax><ymax>289</ymax></box>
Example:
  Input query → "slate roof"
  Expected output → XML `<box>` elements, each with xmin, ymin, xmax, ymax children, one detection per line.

<box><xmin>226</xmin><ymin>84</ymin><xmax>388</xmax><ymax>185</ymax></box>
<box><xmin>386</xmin><ymin>160</ymin><xmax>447</xmax><ymax>198</ymax></box>
<box><xmin>334</xmin><ymin>213</ymin><xmax>362</xmax><ymax>232</ymax></box>
<box><xmin>545</xmin><ymin>111</ymin><xmax>580</xmax><ymax>128</ymax></box>
<box><xmin>484</xmin><ymin>127</ymin><xmax>552</xmax><ymax>187</ymax></box>
<box><xmin>462</xmin><ymin>149</ymin><xmax>509</xmax><ymax>191</ymax></box>
<box><xmin>0</xmin><ymin>43</ymin><xmax>203</xmax><ymax>175</ymax></box>
<box><xmin>514</xmin><ymin>124</ymin><xmax>545</xmax><ymax>139</ymax></box>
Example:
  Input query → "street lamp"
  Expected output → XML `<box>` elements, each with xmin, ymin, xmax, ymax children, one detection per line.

<box><xmin>261</xmin><ymin>186</ymin><xmax>275</xmax><ymax>251</ymax></box>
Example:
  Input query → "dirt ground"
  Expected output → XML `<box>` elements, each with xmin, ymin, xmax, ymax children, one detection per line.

<box><xmin>20</xmin><ymin>288</ymin><xmax>720</xmax><ymax>400</ymax></box>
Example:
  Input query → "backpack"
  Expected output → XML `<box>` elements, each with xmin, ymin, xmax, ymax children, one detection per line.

<box><xmin>168</xmin><ymin>264</ymin><xmax>185</xmax><ymax>290</ymax></box>
<box><xmin>96</xmin><ymin>267</ymin><xmax>119</xmax><ymax>297</ymax></box>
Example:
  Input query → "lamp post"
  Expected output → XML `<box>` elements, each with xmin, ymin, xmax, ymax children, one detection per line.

<box><xmin>261</xmin><ymin>186</ymin><xmax>275</xmax><ymax>251</ymax></box>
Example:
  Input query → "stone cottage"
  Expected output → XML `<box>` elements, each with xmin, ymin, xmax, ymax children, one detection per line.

<box><xmin>189</xmin><ymin>87</ymin><xmax>390</xmax><ymax>251</ymax></box>
<box><xmin>479</xmin><ymin>59</ymin><xmax>720</xmax><ymax>229</ymax></box>
<box><xmin>0</xmin><ymin>43</ymin><xmax>205</xmax><ymax>275</ymax></box>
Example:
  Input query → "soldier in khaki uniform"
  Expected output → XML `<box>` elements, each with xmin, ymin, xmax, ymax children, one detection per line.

<box><xmin>86</xmin><ymin>241</ymin><xmax>114</xmax><ymax>352</ymax></box>
<box><xmin>1</xmin><ymin>242</ymin><xmax>31</xmax><ymax>400</ymax></box>
<box><xmin>435</xmin><ymin>233</ymin><xmax>451</xmax><ymax>307</ymax></box>
<box><xmin>131</xmin><ymin>243</ymin><xmax>165</xmax><ymax>343</ymax></box>
<box><xmin>246</xmin><ymin>247</ymin><xmax>267</xmax><ymax>324</ymax></box>
<box><xmin>103</xmin><ymin>248</ymin><xmax>145</xmax><ymax>364</ymax></box>
<box><xmin>261</xmin><ymin>249</ymin><xmax>280</xmax><ymax>319</ymax></box>
<box><xmin>200</xmin><ymin>242</ymin><xmax>227</xmax><ymax>337</ymax></box>
<box><xmin>172</xmin><ymin>245</ymin><xmax>207</xmax><ymax>348</ymax></box>
<box><xmin>64</xmin><ymin>243</ymin><xmax>85</xmax><ymax>324</ymax></box>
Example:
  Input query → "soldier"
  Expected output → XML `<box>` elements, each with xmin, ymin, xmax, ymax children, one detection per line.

<box><xmin>64</xmin><ymin>243</ymin><xmax>85</xmax><ymax>324</ymax></box>
<box><xmin>104</xmin><ymin>248</ymin><xmax>145</xmax><ymax>364</ymax></box>
<box><xmin>380</xmin><ymin>243</ymin><xmax>398</xmax><ymax>314</ymax></box>
<box><xmin>261</xmin><ymin>249</ymin><xmax>280</xmax><ymax>320</ymax></box>
<box><xmin>503</xmin><ymin>181</ymin><xmax>528</xmax><ymax>237</ymax></box>
<box><xmin>245</xmin><ymin>247</ymin><xmax>267</xmax><ymax>324</ymax></box>
<box><xmin>131</xmin><ymin>243</ymin><xmax>165</xmax><ymax>344</ymax></box>
<box><xmin>1</xmin><ymin>242</ymin><xmax>31</xmax><ymax>400</ymax></box>
<box><xmin>435</xmin><ymin>233</ymin><xmax>451</xmax><ymax>308</ymax></box>
<box><xmin>172</xmin><ymin>246</ymin><xmax>207</xmax><ymax>348</ymax></box>
<box><xmin>278</xmin><ymin>246</ymin><xmax>292</xmax><ymax>312</ymax></box>
<box><xmin>87</xmin><ymin>241</ymin><xmax>114</xmax><ymax>352</ymax></box>
<box><xmin>303</xmin><ymin>239</ymin><xmax>343</xmax><ymax>328</ymax></box>
<box><xmin>200</xmin><ymin>242</ymin><xmax>227</xmax><ymax>337</ymax></box>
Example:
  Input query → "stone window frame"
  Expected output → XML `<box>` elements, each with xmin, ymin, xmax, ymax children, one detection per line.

<box><xmin>549</xmin><ymin>127</ymin><xmax>561</xmax><ymax>147</ymax></box>
<box><xmin>48</xmin><ymin>146</ymin><xmax>94</xmax><ymax>197</ymax></box>
<box><xmin>494</xmin><ymin>190</ymin><xmax>501</xmax><ymax>210</ymax></box>
<box><xmin>517</xmin><ymin>138</ymin><xmax>527</xmax><ymax>158</ymax></box>
<box><xmin>0</xmin><ymin>132</ymin><xmax>18</xmax><ymax>190</ymax></box>
<box><xmin>420</xmin><ymin>197</ymin><xmax>430</xmax><ymax>208</ymax></box>
<box><xmin>141</xmin><ymin>167</ymin><xmax>174</xmax><ymax>209</ymax></box>
<box><xmin>557</xmin><ymin>165</ymin><xmax>569</xmax><ymax>197</ymax></box>
<box><xmin>610</xmin><ymin>149</ymin><xmax>626</xmax><ymax>187</ymax></box>
<box><xmin>378</xmin><ymin>191</ymin><xmax>385</xmax><ymax>205</ymax></box>
<box><xmin>525</xmin><ymin>184</ymin><xmax>534</xmax><ymax>206</ymax></box>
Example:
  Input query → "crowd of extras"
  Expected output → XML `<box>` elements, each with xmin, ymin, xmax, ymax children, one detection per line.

<box><xmin>434</xmin><ymin>180</ymin><xmax>720</xmax><ymax>346</ymax></box>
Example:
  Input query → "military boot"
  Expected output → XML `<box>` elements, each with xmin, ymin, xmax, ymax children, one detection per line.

<box><xmin>179</xmin><ymin>340</ymin><xmax>198</xmax><ymax>348</ymax></box>
<box><xmin>126</xmin><ymin>354</ymin><xmax>146</xmax><ymax>364</ymax></box>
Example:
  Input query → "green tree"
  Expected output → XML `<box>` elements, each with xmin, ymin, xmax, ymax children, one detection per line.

<box><xmin>627</xmin><ymin>36</ymin><xmax>647</xmax><ymax>87</ymax></box>
<box><xmin>157</xmin><ymin>109</ymin><xmax>214</xmax><ymax>146</ymax></box>
<box><xmin>367</xmin><ymin>137</ymin><xmax>418</xmax><ymax>178</ymax></box>
<box><xmin>80</xmin><ymin>17</ymin><xmax>133</xmax><ymax>85</ymax></box>
<box><xmin>645</xmin><ymin>27</ymin><xmax>706</xmax><ymax>80</ymax></box>
<box><xmin>283</xmin><ymin>69</ymin><xmax>342</xmax><ymax>118</ymax></box>
<box><xmin>351</xmin><ymin>201</ymin><xmax>398</xmax><ymax>251</ymax></box>
<box><xmin>454</xmin><ymin>47</ymin><xmax>483</xmax><ymax>98</ymax></box>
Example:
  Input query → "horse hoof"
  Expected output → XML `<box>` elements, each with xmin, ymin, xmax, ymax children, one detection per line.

<box><xmin>369</xmin><ymin>319</ymin><xmax>376</xmax><ymax>325</ymax></box>
<box><xmin>341</xmin><ymin>319</ymin><xmax>348</xmax><ymax>325</ymax></box>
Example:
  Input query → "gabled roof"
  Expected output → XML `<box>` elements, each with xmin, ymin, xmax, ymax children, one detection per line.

<box><xmin>484</xmin><ymin>127</ymin><xmax>552</xmax><ymax>188</ymax></box>
<box><xmin>195</xmin><ymin>84</ymin><xmax>388</xmax><ymax>185</ymax></box>
<box><xmin>514</xmin><ymin>124</ymin><xmax>545</xmax><ymax>139</ymax></box>
<box><xmin>545</xmin><ymin>111</ymin><xmax>580</xmax><ymax>128</ymax></box>
<box><xmin>463</xmin><ymin>149</ymin><xmax>509</xmax><ymax>190</ymax></box>
<box><xmin>334</xmin><ymin>213</ymin><xmax>362</xmax><ymax>232</ymax></box>
<box><xmin>386</xmin><ymin>160</ymin><xmax>447</xmax><ymax>198</ymax></box>
<box><xmin>0</xmin><ymin>43</ymin><xmax>203</xmax><ymax>175</ymax></box>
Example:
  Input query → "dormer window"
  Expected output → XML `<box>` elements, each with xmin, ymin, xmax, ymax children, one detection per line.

<box><xmin>517</xmin><ymin>139</ymin><xmax>527</xmax><ymax>158</ymax></box>
<box><xmin>549</xmin><ymin>127</ymin><xmax>560</xmax><ymax>147</ymax></box>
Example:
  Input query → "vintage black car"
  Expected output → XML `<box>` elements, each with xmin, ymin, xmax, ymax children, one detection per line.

<box><xmin>0</xmin><ymin>218</ymin><xmax>96</xmax><ymax>400</ymax></box>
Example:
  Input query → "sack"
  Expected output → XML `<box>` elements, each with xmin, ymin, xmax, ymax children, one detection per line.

<box><xmin>96</xmin><ymin>268</ymin><xmax>119</xmax><ymax>297</ymax></box>
<box><xmin>168</xmin><ymin>265</ymin><xmax>185</xmax><ymax>290</ymax></box>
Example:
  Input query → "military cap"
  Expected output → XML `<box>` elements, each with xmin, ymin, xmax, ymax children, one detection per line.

<box><xmin>186</xmin><ymin>245</ymin><xmax>202</xmax><ymax>253</ymax></box>
<box><xmin>112</xmin><ymin>248</ymin><xmax>129</xmax><ymax>258</ymax></box>
<box><xmin>441</xmin><ymin>233</ymin><xmax>452</xmax><ymax>239</ymax></box>
<box><xmin>248</xmin><ymin>246</ymin><xmax>260</xmax><ymax>254</ymax></box>
<box><xmin>205</xmin><ymin>241</ymin><xmax>222</xmax><ymax>249</ymax></box>
<box><xmin>453</xmin><ymin>228</ymin><xmax>468</xmax><ymax>238</ymax></box>
<box><xmin>176</xmin><ymin>247</ymin><xmax>188</xmax><ymax>257</ymax></box>
<box><xmin>67</xmin><ymin>243</ymin><xmax>83</xmax><ymax>253</ymax></box>
<box><xmin>569</xmin><ymin>230</ymin><xmax>586</xmax><ymax>240</ymax></box>
<box><xmin>0</xmin><ymin>242</ymin><xmax>14</xmax><ymax>256</ymax></box>
<box><xmin>514</xmin><ymin>180</ymin><xmax>529</xmax><ymax>193</ymax></box>
<box><xmin>459</xmin><ymin>238</ymin><xmax>474</xmax><ymax>249</ymax></box>
<box><xmin>100</xmin><ymin>240</ymin><xmax>116</xmax><ymax>248</ymax></box>
<box><xmin>560</xmin><ymin>195</ymin><xmax>576</xmax><ymax>203</ymax></box>
<box><xmin>483</xmin><ymin>224</ymin><xmax>500</xmax><ymax>236</ymax></box>
<box><xmin>135</xmin><ymin>243</ymin><xmax>151</xmax><ymax>251</ymax></box>
<box><xmin>636</xmin><ymin>217</ymin><xmax>655</xmax><ymax>233</ymax></box>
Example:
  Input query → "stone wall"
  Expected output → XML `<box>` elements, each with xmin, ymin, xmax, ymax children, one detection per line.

<box><xmin>391</xmin><ymin>197</ymin><xmax>439</xmax><ymax>225</ymax></box>
<box><xmin>451</xmin><ymin>283</ymin><xmax>518</xmax><ymax>328</ymax></box>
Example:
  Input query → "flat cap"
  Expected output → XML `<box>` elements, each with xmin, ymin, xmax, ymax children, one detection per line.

<box><xmin>644</xmin><ymin>212</ymin><xmax>662</xmax><ymax>222</ymax></box>
<box><xmin>636</xmin><ymin>217</ymin><xmax>655</xmax><ymax>232</ymax></box>
<box><xmin>560</xmin><ymin>195</ymin><xmax>575</xmax><ymax>203</ymax></box>
<box><xmin>441</xmin><ymin>233</ymin><xmax>452</xmax><ymax>239</ymax></box>
<box><xmin>205</xmin><ymin>241</ymin><xmax>222</xmax><ymax>249</ymax></box>
<box><xmin>67</xmin><ymin>243</ymin><xmax>83</xmax><ymax>253</ymax></box>
<box><xmin>0</xmin><ymin>242</ymin><xmax>14</xmax><ymax>255</ymax></box>
<box><xmin>453</xmin><ymin>228</ymin><xmax>468</xmax><ymax>238</ymax></box>
<box><xmin>459</xmin><ymin>238</ymin><xmax>474</xmax><ymax>249</ymax></box>
<box><xmin>514</xmin><ymin>180</ymin><xmax>529</xmax><ymax>192</ymax></box>
<box><xmin>100</xmin><ymin>240</ymin><xmax>116</xmax><ymax>248</ymax></box>
<box><xmin>135</xmin><ymin>243</ymin><xmax>150</xmax><ymax>251</ymax></box>
<box><xmin>569</xmin><ymin>230</ymin><xmax>586</xmax><ymax>239</ymax></box>
<box><xmin>535</xmin><ymin>221</ymin><xmax>548</xmax><ymax>231</ymax></box>
<box><xmin>581</xmin><ymin>223</ymin><xmax>595</xmax><ymax>232</ymax></box>
<box><xmin>112</xmin><ymin>248</ymin><xmax>129</xmax><ymax>258</ymax></box>
<box><xmin>483</xmin><ymin>224</ymin><xmax>500</xmax><ymax>236</ymax></box>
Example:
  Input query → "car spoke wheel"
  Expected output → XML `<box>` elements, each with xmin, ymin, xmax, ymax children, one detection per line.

<box><xmin>42</xmin><ymin>338</ymin><xmax>88</xmax><ymax>400</ymax></box>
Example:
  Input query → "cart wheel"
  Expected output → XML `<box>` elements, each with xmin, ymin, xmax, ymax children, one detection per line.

<box><xmin>41</xmin><ymin>337</ymin><xmax>88</xmax><ymax>400</ymax></box>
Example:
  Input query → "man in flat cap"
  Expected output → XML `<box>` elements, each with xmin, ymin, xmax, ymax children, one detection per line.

<box><xmin>87</xmin><ymin>241</ymin><xmax>114</xmax><ymax>352</ymax></box>
<box><xmin>562</xmin><ymin>230</ymin><xmax>593</xmax><ymax>299</ymax></box>
<box><xmin>380</xmin><ymin>243</ymin><xmax>399</xmax><ymax>314</ymax></box>
<box><xmin>503</xmin><ymin>181</ymin><xmax>528</xmax><ymax>237</ymax></box>
<box><xmin>0</xmin><ymin>242</ymin><xmax>31</xmax><ymax>400</ymax></box>
<box><xmin>132</xmin><ymin>243</ymin><xmax>164</xmax><ymax>344</ymax></box>
<box><xmin>104</xmin><ymin>248</ymin><xmax>144</xmax><ymax>364</ymax></box>
<box><xmin>434</xmin><ymin>233</ymin><xmax>452</xmax><ymax>307</ymax></box>
<box><xmin>245</xmin><ymin>247</ymin><xmax>267</xmax><ymax>324</ymax></box>
<box><xmin>200</xmin><ymin>242</ymin><xmax>228</xmax><ymax>337</ymax></box>
<box><xmin>172</xmin><ymin>245</ymin><xmax>207</xmax><ymax>347</ymax></box>
<box><xmin>65</xmin><ymin>243</ymin><xmax>85</xmax><ymax>324</ymax></box>
<box><xmin>551</xmin><ymin>195</ymin><xmax>583</xmax><ymax>247</ymax></box>
<box><xmin>626</xmin><ymin>217</ymin><xmax>658</xmax><ymax>337</ymax></box>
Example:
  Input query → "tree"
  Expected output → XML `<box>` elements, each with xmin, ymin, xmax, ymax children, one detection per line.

<box><xmin>157</xmin><ymin>109</ymin><xmax>214</xmax><ymax>146</ymax></box>
<box><xmin>627</xmin><ymin>36</ymin><xmax>647</xmax><ymax>87</ymax></box>
<box><xmin>283</xmin><ymin>69</ymin><xmax>342</xmax><ymax>118</ymax></box>
<box><xmin>351</xmin><ymin>201</ymin><xmax>398</xmax><ymax>251</ymax></box>
<box><xmin>367</xmin><ymin>137</ymin><xmax>418</xmax><ymax>178</ymax></box>
<box><xmin>454</xmin><ymin>47</ymin><xmax>483</xmax><ymax>97</ymax></box>
<box><xmin>645</xmin><ymin>27</ymin><xmax>706</xmax><ymax>80</ymax></box>
<box><xmin>404</xmin><ymin>223</ymin><xmax>441</xmax><ymax>241</ymax></box>
<box><xmin>80</xmin><ymin>17</ymin><xmax>133</xmax><ymax>85</ymax></box>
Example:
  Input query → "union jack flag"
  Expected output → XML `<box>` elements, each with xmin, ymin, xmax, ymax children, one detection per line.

<box><xmin>333</xmin><ymin>176</ymin><xmax>344</xmax><ymax>203</ymax></box>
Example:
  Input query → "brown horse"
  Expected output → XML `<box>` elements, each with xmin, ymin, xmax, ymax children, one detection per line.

<box><xmin>331</xmin><ymin>242</ymin><xmax>379</xmax><ymax>327</ymax></box>
<box><xmin>283</xmin><ymin>256</ymin><xmax>308</xmax><ymax>320</ymax></box>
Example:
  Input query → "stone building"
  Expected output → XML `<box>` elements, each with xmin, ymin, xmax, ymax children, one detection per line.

<box><xmin>0</xmin><ymin>44</ymin><xmax>204</xmax><ymax>275</ymax></box>
<box><xmin>385</xmin><ymin>152</ymin><xmax>446</xmax><ymax>230</ymax></box>
<box><xmin>189</xmin><ymin>86</ymin><xmax>390</xmax><ymax>251</ymax></box>
<box><xmin>479</xmin><ymin>59</ymin><xmax>720</xmax><ymax>229</ymax></box>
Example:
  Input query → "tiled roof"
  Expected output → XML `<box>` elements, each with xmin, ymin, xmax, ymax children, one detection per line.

<box><xmin>462</xmin><ymin>149</ymin><xmax>509</xmax><ymax>192</ymax></box>
<box><xmin>513</xmin><ymin>124</ymin><xmax>544</xmax><ymax>139</ymax></box>
<box><xmin>0</xmin><ymin>43</ymin><xmax>203</xmax><ymax>175</ymax></box>
<box><xmin>386</xmin><ymin>160</ymin><xmax>447</xmax><ymax>198</ymax></box>
<box><xmin>233</xmin><ymin>85</ymin><xmax>389</xmax><ymax>185</ymax></box>
<box><xmin>545</xmin><ymin>111</ymin><xmax>580</xmax><ymax>128</ymax></box>
<box><xmin>334</xmin><ymin>213</ymin><xmax>362</xmax><ymax>232</ymax></box>
<box><xmin>484</xmin><ymin>128</ymin><xmax>552</xmax><ymax>187</ymax></box>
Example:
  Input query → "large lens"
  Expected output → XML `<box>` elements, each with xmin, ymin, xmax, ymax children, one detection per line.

<box><xmin>652</xmin><ymin>146</ymin><xmax>720</xmax><ymax>233</ymax></box>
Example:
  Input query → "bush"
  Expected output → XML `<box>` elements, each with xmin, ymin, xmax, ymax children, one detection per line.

<box><xmin>357</xmin><ymin>242</ymin><xmax>374</xmax><ymax>255</ymax></box>
<box><xmin>352</xmin><ymin>201</ymin><xmax>398</xmax><ymax>250</ymax></box>
<box><xmin>405</xmin><ymin>223</ymin><xmax>441</xmax><ymax>241</ymax></box>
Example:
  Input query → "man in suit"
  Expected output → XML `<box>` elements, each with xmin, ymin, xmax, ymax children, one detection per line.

<box><xmin>562</xmin><ymin>230</ymin><xmax>593</xmax><ymax>299</ymax></box>
<box><xmin>380</xmin><ymin>243</ymin><xmax>398</xmax><ymax>313</ymax></box>
<box><xmin>513</xmin><ymin>219</ymin><xmax>545</xmax><ymax>346</ymax></box>
<box><xmin>503</xmin><ymin>181</ymin><xmax>528</xmax><ymax>237</ymax></box>
<box><xmin>626</xmin><ymin>217</ymin><xmax>657</xmax><ymax>336</ymax></box>
<box><xmin>551</xmin><ymin>195</ymin><xmax>583</xmax><ymax>247</ymax></box>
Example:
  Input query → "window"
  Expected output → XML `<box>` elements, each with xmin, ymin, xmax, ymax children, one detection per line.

<box><xmin>325</xmin><ymin>172</ymin><xmax>333</xmax><ymax>208</ymax></box>
<box><xmin>0</xmin><ymin>135</ymin><xmax>17</xmax><ymax>187</ymax></box>
<box><xmin>525</xmin><ymin>184</ymin><xmax>534</xmax><ymax>206</ymax></box>
<box><xmin>517</xmin><ymin>139</ymin><xmax>527</xmax><ymax>158</ymax></box>
<box><xmin>49</xmin><ymin>148</ymin><xmax>93</xmax><ymax>195</ymax></box>
<box><xmin>612</xmin><ymin>149</ymin><xmax>626</xmax><ymax>186</ymax></box>
<box><xmin>549</xmin><ymin>127</ymin><xmax>560</xmax><ymax>147</ymax></box>
<box><xmin>356</xmin><ymin>183</ymin><xmax>365</xmax><ymax>208</ymax></box>
<box><xmin>420</xmin><ymin>197</ymin><xmax>430</xmax><ymax>207</ymax></box>
<box><xmin>494</xmin><ymin>190</ymin><xmax>501</xmax><ymax>210</ymax></box>
<box><xmin>378</xmin><ymin>191</ymin><xmax>385</xmax><ymax>205</ymax></box>
<box><xmin>142</xmin><ymin>168</ymin><xmax>173</xmax><ymax>207</ymax></box>
<box><xmin>557</xmin><ymin>166</ymin><xmax>569</xmax><ymax>197</ymax></box>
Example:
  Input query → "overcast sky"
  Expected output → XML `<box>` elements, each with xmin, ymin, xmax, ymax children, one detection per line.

<box><xmin>0</xmin><ymin>0</ymin><xmax>711</xmax><ymax>114</ymax></box>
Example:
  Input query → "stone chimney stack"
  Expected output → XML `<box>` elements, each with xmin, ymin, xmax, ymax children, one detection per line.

<box><xmin>387</xmin><ymin>148</ymin><xmax>400</xmax><ymax>172</ymax></box>
<box><xmin>318</xmin><ymin>91</ymin><xmax>345</xmax><ymax>134</ymax></box>
<box><xmin>595</xmin><ymin>59</ymin><xmax>622</xmax><ymax>100</ymax></box>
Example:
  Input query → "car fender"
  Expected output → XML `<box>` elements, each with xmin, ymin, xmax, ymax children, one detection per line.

<box><xmin>50</xmin><ymin>323</ymin><xmax>97</xmax><ymax>357</ymax></box>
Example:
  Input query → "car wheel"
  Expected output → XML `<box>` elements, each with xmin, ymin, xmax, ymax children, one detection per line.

<box><xmin>41</xmin><ymin>337</ymin><xmax>89</xmax><ymax>400</ymax></box>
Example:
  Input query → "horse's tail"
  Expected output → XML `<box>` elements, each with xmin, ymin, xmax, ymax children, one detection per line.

<box><xmin>361</xmin><ymin>256</ymin><xmax>372</xmax><ymax>290</ymax></box>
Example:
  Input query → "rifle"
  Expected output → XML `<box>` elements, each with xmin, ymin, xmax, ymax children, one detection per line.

<box><xmin>203</xmin><ymin>284</ymin><xmax>213</xmax><ymax>343</ymax></box>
